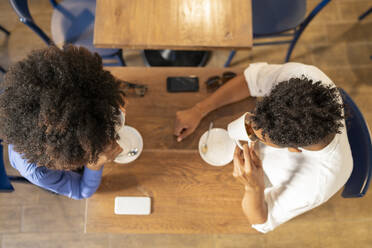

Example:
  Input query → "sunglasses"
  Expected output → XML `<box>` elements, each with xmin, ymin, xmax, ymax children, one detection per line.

<box><xmin>120</xmin><ymin>81</ymin><xmax>148</xmax><ymax>97</ymax></box>
<box><xmin>205</xmin><ymin>71</ymin><xmax>237</xmax><ymax>92</ymax></box>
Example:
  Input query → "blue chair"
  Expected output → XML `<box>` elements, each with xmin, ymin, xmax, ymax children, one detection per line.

<box><xmin>0</xmin><ymin>141</ymin><xmax>14</xmax><ymax>192</ymax></box>
<box><xmin>339</xmin><ymin>88</ymin><xmax>372</xmax><ymax>198</ymax></box>
<box><xmin>9</xmin><ymin>0</ymin><xmax>125</xmax><ymax>66</ymax></box>
<box><xmin>0</xmin><ymin>25</ymin><xmax>10</xmax><ymax>36</ymax></box>
<box><xmin>0</xmin><ymin>24</ymin><xmax>10</xmax><ymax>74</ymax></box>
<box><xmin>224</xmin><ymin>0</ymin><xmax>331</xmax><ymax>67</ymax></box>
<box><xmin>0</xmin><ymin>141</ymin><xmax>30</xmax><ymax>192</ymax></box>
<box><xmin>359</xmin><ymin>7</ymin><xmax>372</xmax><ymax>21</ymax></box>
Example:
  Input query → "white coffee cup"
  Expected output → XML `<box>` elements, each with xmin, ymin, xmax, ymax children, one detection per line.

<box><xmin>227</xmin><ymin>112</ymin><xmax>252</xmax><ymax>150</ymax></box>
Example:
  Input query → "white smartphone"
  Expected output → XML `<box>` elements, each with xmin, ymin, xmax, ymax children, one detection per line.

<box><xmin>114</xmin><ymin>196</ymin><xmax>151</xmax><ymax>215</ymax></box>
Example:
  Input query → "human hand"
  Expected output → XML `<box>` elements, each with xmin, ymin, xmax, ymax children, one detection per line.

<box><xmin>233</xmin><ymin>143</ymin><xmax>265</xmax><ymax>192</ymax></box>
<box><xmin>174</xmin><ymin>105</ymin><xmax>204</xmax><ymax>142</ymax></box>
<box><xmin>87</xmin><ymin>142</ymin><xmax>123</xmax><ymax>170</ymax></box>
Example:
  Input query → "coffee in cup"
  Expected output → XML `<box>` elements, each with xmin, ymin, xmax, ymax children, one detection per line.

<box><xmin>227</xmin><ymin>112</ymin><xmax>254</xmax><ymax>149</ymax></box>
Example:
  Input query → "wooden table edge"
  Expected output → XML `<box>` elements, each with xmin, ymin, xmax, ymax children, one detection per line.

<box><xmin>93</xmin><ymin>43</ymin><xmax>253</xmax><ymax>50</ymax></box>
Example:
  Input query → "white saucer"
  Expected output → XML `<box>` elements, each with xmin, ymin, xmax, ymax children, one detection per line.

<box><xmin>114</xmin><ymin>125</ymin><xmax>143</xmax><ymax>164</ymax></box>
<box><xmin>198</xmin><ymin>128</ymin><xmax>236</xmax><ymax>166</ymax></box>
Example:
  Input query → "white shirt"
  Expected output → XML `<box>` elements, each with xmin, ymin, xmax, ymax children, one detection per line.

<box><xmin>243</xmin><ymin>62</ymin><xmax>353</xmax><ymax>233</ymax></box>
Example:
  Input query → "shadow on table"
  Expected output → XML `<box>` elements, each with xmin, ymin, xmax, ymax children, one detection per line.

<box><xmin>98</xmin><ymin>172</ymin><xmax>148</xmax><ymax>194</ymax></box>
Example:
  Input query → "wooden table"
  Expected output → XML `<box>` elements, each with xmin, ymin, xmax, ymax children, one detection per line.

<box><xmin>85</xmin><ymin>67</ymin><xmax>257</xmax><ymax>234</ymax></box>
<box><xmin>94</xmin><ymin>0</ymin><xmax>253</xmax><ymax>50</ymax></box>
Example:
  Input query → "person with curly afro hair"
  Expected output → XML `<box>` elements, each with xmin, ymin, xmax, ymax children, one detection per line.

<box><xmin>174</xmin><ymin>62</ymin><xmax>353</xmax><ymax>233</ymax></box>
<box><xmin>0</xmin><ymin>45</ymin><xmax>126</xmax><ymax>199</ymax></box>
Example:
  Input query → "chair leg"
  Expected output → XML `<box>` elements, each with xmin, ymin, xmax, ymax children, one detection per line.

<box><xmin>359</xmin><ymin>7</ymin><xmax>372</xmax><ymax>21</ymax></box>
<box><xmin>0</xmin><ymin>66</ymin><xmax>6</xmax><ymax>74</ymax></box>
<box><xmin>285</xmin><ymin>0</ymin><xmax>331</xmax><ymax>62</ymax></box>
<box><xmin>0</xmin><ymin>25</ymin><xmax>10</xmax><ymax>36</ymax></box>
<box><xmin>285</xmin><ymin>32</ymin><xmax>301</xmax><ymax>62</ymax></box>
<box><xmin>224</xmin><ymin>51</ymin><xmax>236</xmax><ymax>67</ymax></box>
<box><xmin>199</xmin><ymin>51</ymin><xmax>211</xmax><ymax>67</ymax></box>
<box><xmin>116</xmin><ymin>49</ymin><xmax>126</xmax><ymax>66</ymax></box>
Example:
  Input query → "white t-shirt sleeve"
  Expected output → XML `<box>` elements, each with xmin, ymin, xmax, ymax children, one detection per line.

<box><xmin>252</xmin><ymin>183</ymin><xmax>321</xmax><ymax>233</ymax></box>
<box><xmin>243</xmin><ymin>62</ymin><xmax>283</xmax><ymax>97</ymax></box>
<box><xmin>243</xmin><ymin>62</ymin><xmax>337</xmax><ymax>97</ymax></box>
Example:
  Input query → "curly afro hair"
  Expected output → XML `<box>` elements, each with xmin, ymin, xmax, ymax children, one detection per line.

<box><xmin>251</xmin><ymin>77</ymin><xmax>344</xmax><ymax>147</ymax></box>
<box><xmin>0</xmin><ymin>45</ymin><xmax>125</xmax><ymax>170</ymax></box>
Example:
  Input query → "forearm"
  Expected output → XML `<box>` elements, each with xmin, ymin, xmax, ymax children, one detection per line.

<box><xmin>242</xmin><ymin>188</ymin><xmax>268</xmax><ymax>224</ymax></box>
<box><xmin>78</xmin><ymin>166</ymin><xmax>103</xmax><ymax>199</ymax></box>
<box><xmin>195</xmin><ymin>74</ymin><xmax>251</xmax><ymax>117</ymax></box>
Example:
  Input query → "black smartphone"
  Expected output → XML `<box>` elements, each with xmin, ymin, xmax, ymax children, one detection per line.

<box><xmin>166</xmin><ymin>76</ymin><xmax>199</xmax><ymax>92</ymax></box>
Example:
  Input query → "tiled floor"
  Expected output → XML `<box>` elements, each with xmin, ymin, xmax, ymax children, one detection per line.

<box><xmin>1</xmin><ymin>0</ymin><xmax>372</xmax><ymax>247</ymax></box>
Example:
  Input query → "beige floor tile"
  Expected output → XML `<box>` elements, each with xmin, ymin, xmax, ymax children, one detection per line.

<box><xmin>345</xmin><ymin>43</ymin><xmax>372</xmax><ymax>66</ymax></box>
<box><xmin>0</xmin><ymin>183</ymin><xmax>39</xmax><ymax>207</ymax></box>
<box><xmin>264</xmin><ymin>222</ymin><xmax>320</xmax><ymax>248</ymax></box>
<box><xmin>1</xmin><ymin>0</ymin><xmax>52</xmax><ymax>64</ymax></box>
<box><xmin>225</xmin><ymin>48</ymin><xmax>255</xmax><ymax>67</ymax></box>
<box><xmin>307</xmin><ymin>0</ymin><xmax>342</xmax><ymax>25</ymax></box>
<box><xmin>311</xmin><ymin>42</ymin><xmax>350</xmax><ymax>67</ymax></box>
<box><xmin>321</xmin><ymin>65</ymin><xmax>372</xmax><ymax>91</ymax></box>
<box><xmin>318</xmin><ymin>220</ymin><xmax>372</xmax><ymax>248</ymax></box>
<box><xmin>238</xmin><ymin>44</ymin><xmax>289</xmax><ymax>65</ymax></box>
<box><xmin>289</xmin><ymin>44</ymin><xmax>315</xmax><ymax>65</ymax></box>
<box><xmin>0</xmin><ymin>206</ymin><xmax>21</xmax><ymax>234</ymax></box>
<box><xmin>214</xmin><ymin>234</ymin><xmax>265</xmax><ymax>248</ymax></box>
<box><xmin>299</xmin><ymin>23</ymin><xmax>329</xmax><ymax>45</ymax></box>
<box><xmin>324</xmin><ymin>190</ymin><xmax>372</xmax><ymax>223</ymax></box>
<box><xmin>123</xmin><ymin>50</ymin><xmax>146</xmax><ymax>67</ymax></box>
<box><xmin>0</xmin><ymin>2</ymin><xmax>19</xmax><ymax>31</ymax></box>
<box><xmin>7</xmin><ymin>23</ymin><xmax>49</xmax><ymax>64</ymax></box>
<box><xmin>360</xmin><ymin>22</ymin><xmax>372</xmax><ymax>40</ymax></box>
<box><xmin>338</xmin><ymin>1</ymin><xmax>372</xmax><ymax>22</ymax></box>
<box><xmin>109</xmin><ymin>234</ymin><xmax>214</xmax><ymax>248</ymax></box>
<box><xmin>207</xmin><ymin>50</ymin><xmax>233</xmax><ymax>67</ymax></box>
<box><xmin>2</xmin><ymin>233</ymin><xmax>109</xmax><ymax>248</ymax></box>
<box><xmin>326</xmin><ymin>23</ymin><xmax>367</xmax><ymax>43</ymax></box>
<box><xmin>22</xmin><ymin>198</ymin><xmax>85</xmax><ymax>233</ymax></box>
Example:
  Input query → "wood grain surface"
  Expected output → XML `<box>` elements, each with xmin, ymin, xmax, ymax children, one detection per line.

<box><xmin>86</xmin><ymin>67</ymin><xmax>257</xmax><ymax>233</ymax></box>
<box><xmin>94</xmin><ymin>0</ymin><xmax>253</xmax><ymax>50</ymax></box>
<box><xmin>109</xmin><ymin>67</ymin><xmax>254</xmax><ymax>150</ymax></box>
<box><xmin>87</xmin><ymin>151</ymin><xmax>254</xmax><ymax>233</ymax></box>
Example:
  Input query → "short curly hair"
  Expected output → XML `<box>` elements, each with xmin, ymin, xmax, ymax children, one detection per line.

<box><xmin>0</xmin><ymin>45</ymin><xmax>125</xmax><ymax>170</ymax></box>
<box><xmin>251</xmin><ymin>77</ymin><xmax>344</xmax><ymax>147</ymax></box>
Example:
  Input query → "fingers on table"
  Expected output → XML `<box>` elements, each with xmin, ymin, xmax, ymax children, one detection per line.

<box><xmin>174</xmin><ymin>117</ymin><xmax>185</xmax><ymax>136</ymax></box>
<box><xmin>176</xmin><ymin>127</ymin><xmax>194</xmax><ymax>142</ymax></box>
<box><xmin>174</xmin><ymin>114</ymin><xmax>190</xmax><ymax>141</ymax></box>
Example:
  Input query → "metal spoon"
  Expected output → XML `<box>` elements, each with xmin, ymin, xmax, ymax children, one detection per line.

<box><xmin>127</xmin><ymin>148</ymin><xmax>138</xmax><ymax>157</ymax></box>
<box><xmin>201</xmin><ymin>122</ymin><xmax>213</xmax><ymax>154</ymax></box>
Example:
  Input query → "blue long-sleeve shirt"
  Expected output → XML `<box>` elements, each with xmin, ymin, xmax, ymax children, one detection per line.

<box><xmin>8</xmin><ymin>144</ymin><xmax>103</xmax><ymax>199</ymax></box>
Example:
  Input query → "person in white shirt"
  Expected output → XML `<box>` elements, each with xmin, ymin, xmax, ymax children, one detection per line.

<box><xmin>174</xmin><ymin>62</ymin><xmax>353</xmax><ymax>233</ymax></box>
